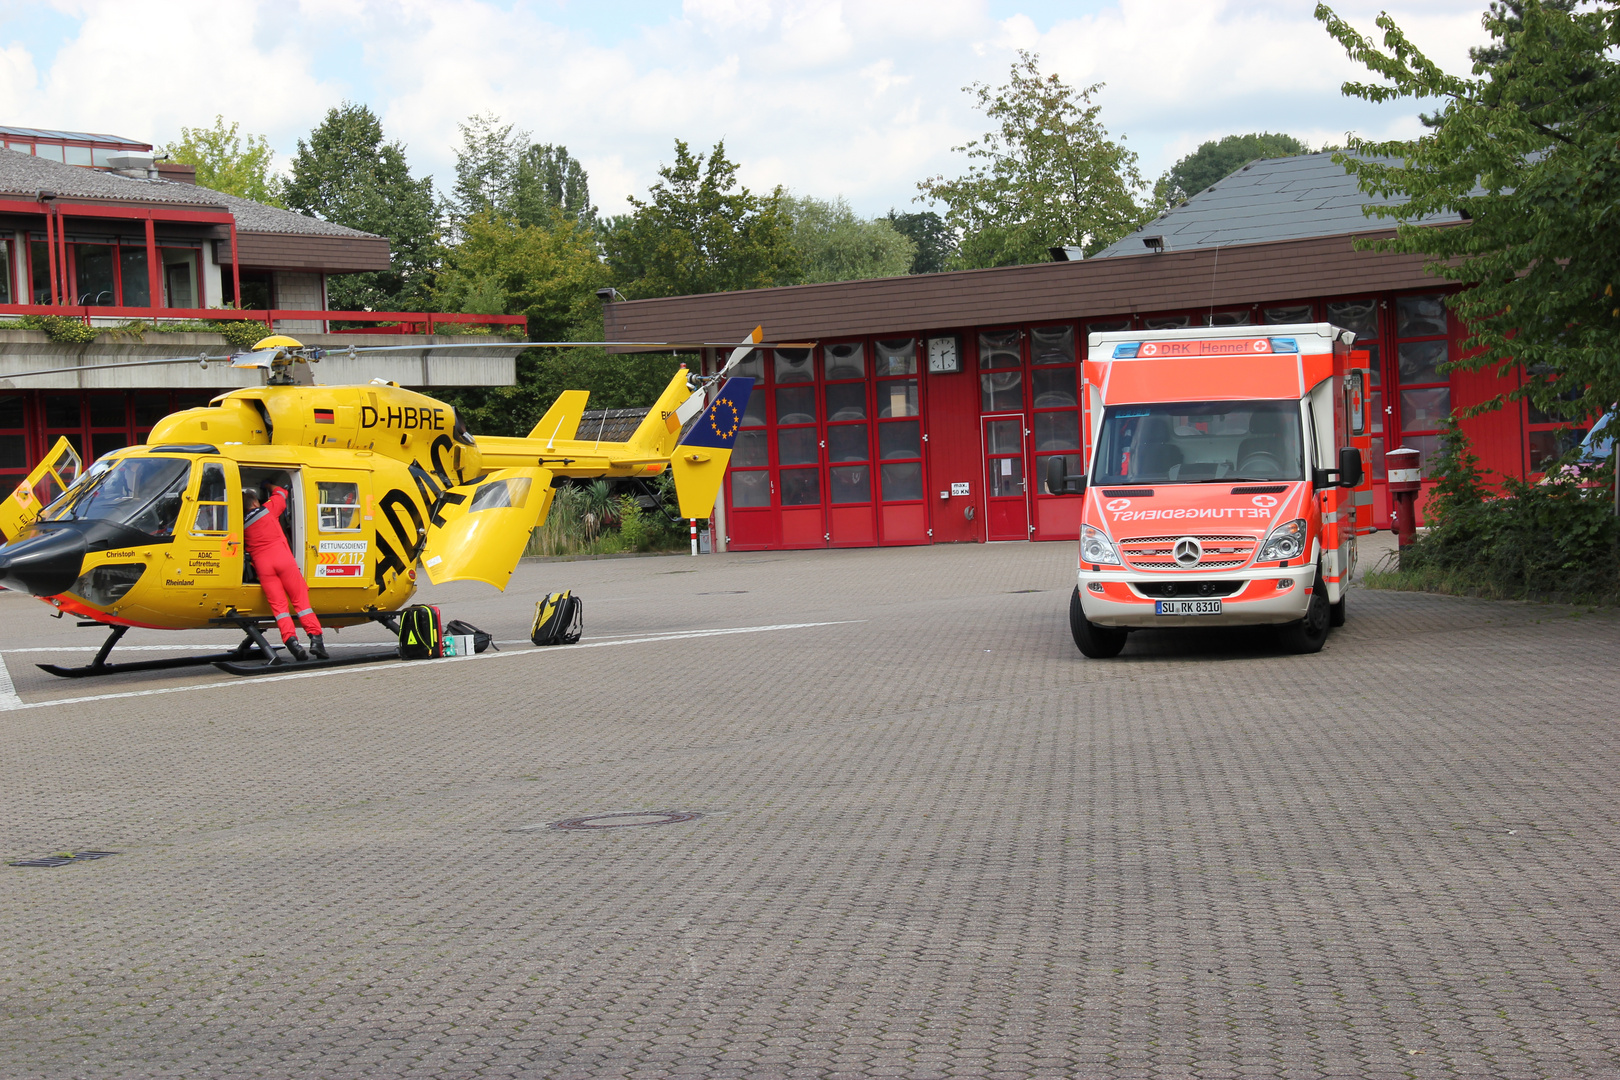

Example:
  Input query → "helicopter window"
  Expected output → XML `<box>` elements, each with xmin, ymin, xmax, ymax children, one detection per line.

<box><xmin>317</xmin><ymin>481</ymin><xmax>361</xmax><ymax>532</ymax></box>
<box><xmin>43</xmin><ymin>456</ymin><xmax>191</xmax><ymax>538</ymax></box>
<box><xmin>468</xmin><ymin>476</ymin><xmax>533</xmax><ymax>512</ymax></box>
<box><xmin>192</xmin><ymin>463</ymin><xmax>230</xmax><ymax>534</ymax></box>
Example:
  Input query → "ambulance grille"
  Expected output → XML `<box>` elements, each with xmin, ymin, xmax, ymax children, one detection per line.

<box><xmin>1119</xmin><ymin>533</ymin><xmax>1257</xmax><ymax>571</ymax></box>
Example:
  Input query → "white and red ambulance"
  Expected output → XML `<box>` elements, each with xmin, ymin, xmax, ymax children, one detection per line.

<box><xmin>1047</xmin><ymin>323</ymin><xmax>1375</xmax><ymax>657</ymax></box>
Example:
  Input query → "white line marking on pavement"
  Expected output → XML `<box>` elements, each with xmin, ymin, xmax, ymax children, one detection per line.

<box><xmin>0</xmin><ymin>652</ymin><xmax>21</xmax><ymax>711</ymax></box>
<box><xmin>0</xmin><ymin>621</ymin><xmax>860</xmax><ymax>713</ymax></box>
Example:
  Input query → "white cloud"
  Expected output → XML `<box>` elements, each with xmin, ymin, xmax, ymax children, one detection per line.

<box><xmin>4</xmin><ymin>0</ymin><xmax>1494</xmax><ymax>216</ymax></box>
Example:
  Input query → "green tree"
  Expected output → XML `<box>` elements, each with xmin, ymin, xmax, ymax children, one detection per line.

<box><xmin>432</xmin><ymin>208</ymin><xmax>679</xmax><ymax>436</ymax></box>
<box><xmin>433</xmin><ymin>210</ymin><xmax>608</xmax><ymax>340</ymax></box>
<box><xmin>283</xmin><ymin>103</ymin><xmax>439</xmax><ymax>310</ymax></box>
<box><xmin>917</xmin><ymin>51</ymin><xmax>1147</xmax><ymax>268</ymax></box>
<box><xmin>451</xmin><ymin>113</ymin><xmax>595</xmax><ymax>230</ymax></box>
<box><xmin>603</xmin><ymin>139</ymin><xmax>799</xmax><ymax>298</ymax></box>
<box><xmin>885</xmin><ymin>209</ymin><xmax>958</xmax><ymax>274</ymax></box>
<box><xmin>786</xmin><ymin>196</ymin><xmax>915</xmax><ymax>284</ymax></box>
<box><xmin>1419</xmin><ymin>0</ymin><xmax>1579</xmax><ymax>125</ymax></box>
<box><xmin>1151</xmin><ymin>132</ymin><xmax>1311</xmax><ymax>207</ymax></box>
<box><xmin>450</xmin><ymin>112</ymin><xmax>523</xmax><ymax>222</ymax></box>
<box><xmin>161</xmin><ymin>116</ymin><xmax>285</xmax><ymax>206</ymax></box>
<box><xmin>1316</xmin><ymin>0</ymin><xmax>1620</xmax><ymax>429</ymax></box>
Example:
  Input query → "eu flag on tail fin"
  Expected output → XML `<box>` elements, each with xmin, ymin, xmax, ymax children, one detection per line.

<box><xmin>669</xmin><ymin>377</ymin><xmax>755</xmax><ymax>519</ymax></box>
<box><xmin>678</xmin><ymin>378</ymin><xmax>754</xmax><ymax>450</ymax></box>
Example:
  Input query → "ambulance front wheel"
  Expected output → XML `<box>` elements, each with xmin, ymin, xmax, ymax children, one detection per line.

<box><xmin>1278</xmin><ymin>567</ymin><xmax>1331</xmax><ymax>654</ymax></box>
<box><xmin>1070</xmin><ymin>586</ymin><xmax>1128</xmax><ymax>659</ymax></box>
<box><xmin>1329</xmin><ymin>591</ymin><xmax>1347</xmax><ymax>627</ymax></box>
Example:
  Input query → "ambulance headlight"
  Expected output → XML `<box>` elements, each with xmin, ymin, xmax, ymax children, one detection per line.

<box><xmin>1080</xmin><ymin>524</ymin><xmax>1121</xmax><ymax>565</ymax></box>
<box><xmin>1258</xmin><ymin>519</ymin><xmax>1307</xmax><ymax>562</ymax></box>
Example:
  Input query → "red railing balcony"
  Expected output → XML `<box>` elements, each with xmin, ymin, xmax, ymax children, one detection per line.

<box><xmin>0</xmin><ymin>302</ymin><xmax>526</xmax><ymax>336</ymax></box>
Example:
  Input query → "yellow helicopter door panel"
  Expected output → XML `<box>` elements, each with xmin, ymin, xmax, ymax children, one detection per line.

<box><xmin>303</xmin><ymin>469</ymin><xmax>373</xmax><ymax>588</ymax></box>
<box><xmin>176</xmin><ymin>457</ymin><xmax>242</xmax><ymax>586</ymax></box>
<box><xmin>0</xmin><ymin>437</ymin><xmax>82</xmax><ymax>542</ymax></box>
<box><xmin>419</xmin><ymin>468</ymin><xmax>552</xmax><ymax>590</ymax></box>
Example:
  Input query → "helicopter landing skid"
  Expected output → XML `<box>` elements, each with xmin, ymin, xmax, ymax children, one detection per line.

<box><xmin>38</xmin><ymin>625</ymin><xmax>263</xmax><ymax>679</ymax></box>
<box><xmin>208</xmin><ymin>612</ymin><xmax>403</xmax><ymax>677</ymax></box>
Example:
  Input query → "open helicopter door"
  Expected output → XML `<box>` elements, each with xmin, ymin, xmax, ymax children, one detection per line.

<box><xmin>418</xmin><ymin>467</ymin><xmax>552</xmax><ymax>589</ymax></box>
<box><xmin>0</xmin><ymin>437</ymin><xmax>82</xmax><ymax>542</ymax></box>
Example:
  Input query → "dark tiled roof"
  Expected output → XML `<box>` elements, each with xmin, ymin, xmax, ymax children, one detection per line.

<box><xmin>0</xmin><ymin>148</ymin><xmax>379</xmax><ymax>239</ymax></box>
<box><xmin>1095</xmin><ymin>152</ymin><xmax>1464</xmax><ymax>258</ymax></box>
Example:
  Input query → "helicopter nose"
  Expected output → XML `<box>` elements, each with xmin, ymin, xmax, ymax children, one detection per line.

<box><xmin>0</xmin><ymin>528</ymin><xmax>88</xmax><ymax>597</ymax></box>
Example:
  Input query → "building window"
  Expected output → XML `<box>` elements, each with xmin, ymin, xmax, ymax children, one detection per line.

<box><xmin>0</xmin><ymin>394</ymin><xmax>27</xmax><ymax>492</ymax></box>
<box><xmin>1263</xmin><ymin>304</ymin><xmax>1315</xmax><ymax>324</ymax></box>
<box><xmin>0</xmin><ymin>238</ymin><xmax>10</xmax><ymax>305</ymax></box>
<box><xmin>726</xmin><ymin>350</ymin><xmax>770</xmax><ymax>507</ymax></box>
<box><xmin>1029</xmin><ymin>324</ymin><xmax>1081</xmax><ymax>493</ymax></box>
<box><xmin>875</xmin><ymin>339</ymin><xmax>922</xmax><ymax>501</ymax></box>
<box><xmin>1524</xmin><ymin>365</ymin><xmax>1586</xmax><ymax>471</ymax></box>
<box><xmin>979</xmin><ymin>328</ymin><xmax>1022</xmax><ymax>411</ymax></box>
<box><xmin>823</xmin><ymin>343</ymin><xmax>871</xmax><ymax>505</ymax></box>
<box><xmin>1393</xmin><ymin>293</ymin><xmax>1452</xmax><ymax>474</ymax></box>
<box><xmin>1326</xmin><ymin>299</ymin><xmax>1386</xmax><ymax>479</ymax></box>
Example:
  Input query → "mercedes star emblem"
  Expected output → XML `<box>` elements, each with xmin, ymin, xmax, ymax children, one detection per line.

<box><xmin>1173</xmin><ymin>537</ymin><xmax>1202</xmax><ymax>566</ymax></box>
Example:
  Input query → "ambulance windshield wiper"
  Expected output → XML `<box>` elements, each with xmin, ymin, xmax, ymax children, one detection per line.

<box><xmin>1189</xmin><ymin>476</ymin><xmax>1282</xmax><ymax>483</ymax></box>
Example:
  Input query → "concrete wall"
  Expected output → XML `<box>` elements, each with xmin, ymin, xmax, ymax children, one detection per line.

<box><xmin>0</xmin><ymin>331</ymin><xmax>517</xmax><ymax>391</ymax></box>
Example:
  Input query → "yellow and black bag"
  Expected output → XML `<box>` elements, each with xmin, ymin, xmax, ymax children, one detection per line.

<box><xmin>531</xmin><ymin>591</ymin><xmax>583</xmax><ymax>646</ymax></box>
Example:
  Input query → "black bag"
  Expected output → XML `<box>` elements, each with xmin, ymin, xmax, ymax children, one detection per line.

<box><xmin>398</xmin><ymin>604</ymin><xmax>444</xmax><ymax>659</ymax></box>
<box><xmin>531</xmin><ymin>591</ymin><xmax>583</xmax><ymax>646</ymax></box>
<box><xmin>445</xmin><ymin>619</ymin><xmax>496</xmax><ymax>654</ymax></box>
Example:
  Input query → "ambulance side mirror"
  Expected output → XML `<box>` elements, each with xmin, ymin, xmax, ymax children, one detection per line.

<box><xmin>1046</xmin><ymin>456</ymin><xmax>1085</xmax><ymax>496</ymax></box>
<box><xmin>1339</xmin><ymin>445</ymin><xmax>1365</xmax><ymax>488</ymax></box>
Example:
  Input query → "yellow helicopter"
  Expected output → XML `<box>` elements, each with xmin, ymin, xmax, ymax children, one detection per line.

<box><xmin>0</xmin><ymin>331</ymin><xmax>767</xmax><ymax>677</ymax></box>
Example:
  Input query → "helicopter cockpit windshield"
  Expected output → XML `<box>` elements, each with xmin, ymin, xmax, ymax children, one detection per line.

<box><xmin>40</xmin><ymin>457</ymin><xmax>192</xmax><ymax>539</ymax></box>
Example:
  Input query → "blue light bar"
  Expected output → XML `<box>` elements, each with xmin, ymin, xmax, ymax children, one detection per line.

<box><xmin>1268</xmin><ymin>338</ymin><xmax>1299</xmax><ymax>353</ymax></box>
<box><xmin>1112</xmin><ymin>342</ymin><xmax>1140</xmax><ymax>358</ymax></box>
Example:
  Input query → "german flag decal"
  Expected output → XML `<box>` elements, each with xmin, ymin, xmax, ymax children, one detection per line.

<box><xmin>314</xmin><ymin>408</ymin><xmax>335</xmax><ymax>424</ymax></box>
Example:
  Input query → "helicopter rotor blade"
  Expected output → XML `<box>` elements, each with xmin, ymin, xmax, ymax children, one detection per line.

<box><xmin>0</xmin><ymin>354</ymin><xmax>233</xmax><ymax>380</ymax></box>
<box><xmin>309</xmin><ymin>335</ymin><xmax>807</xmax><ymax>355</ymax></box>
<box><xmin>717</xmin><ymin>326</ymin><xmax>766</xmax><ymax>378</ymax></box>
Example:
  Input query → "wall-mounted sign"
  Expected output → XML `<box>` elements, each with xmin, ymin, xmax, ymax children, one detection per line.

<box><xmin>950</xmin><ymin>482</ymin><xmax>971</xmax><ymax>496</ymax></box>
<box><xmin>927</xmin><ymin>335</ymin><xmax>961</xmax><ymax>373</ymax></box>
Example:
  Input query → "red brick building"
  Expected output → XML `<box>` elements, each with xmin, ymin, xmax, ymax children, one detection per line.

<box><xmin>605</xmin><ymin>153</ymin><xmax>1566</xmax><ymax>551</ymax></box>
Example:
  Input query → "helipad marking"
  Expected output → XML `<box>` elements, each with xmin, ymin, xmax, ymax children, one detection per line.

<box><xmin>0</xmin><ymin>622</ymin><xmax>860</xmax><ymax>713</ymax></box>
<box><xmin>0</xmin><ymin>654</ymin><xmax>20</xmax><ymax>711</ymax></box>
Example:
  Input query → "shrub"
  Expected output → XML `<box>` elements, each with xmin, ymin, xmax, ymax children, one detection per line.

<box><xmin>17</xmin><ymin>314</ymin><xmax>98</xmax><ymax>344</ymax></box>
<box><xmin>1368</xmin><ymin>419</ymin><xmax>1619</xmax><ymax>604</ymax></box>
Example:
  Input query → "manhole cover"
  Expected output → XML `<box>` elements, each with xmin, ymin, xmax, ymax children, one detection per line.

<box><xmin>9</xmin><ymin>851</ymin><xmax>119</xmax><ymax>868</ymax></box>
<box><xmin>550</xmin><ymin>811</ymin><xmax>702</xmax><ymax>830</ymax></box>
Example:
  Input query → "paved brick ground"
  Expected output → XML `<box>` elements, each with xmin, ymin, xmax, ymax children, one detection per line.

<box><xmin>0</xmin><ymin>537</ymin><xmax>1616</xmax><ymax>1079</ymax></box>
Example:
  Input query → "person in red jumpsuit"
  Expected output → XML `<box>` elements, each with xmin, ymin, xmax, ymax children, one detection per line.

<box><xmin>243</xmin><ymin>482</ymin><xmax>327</xmax><ymax>661</ymax></box>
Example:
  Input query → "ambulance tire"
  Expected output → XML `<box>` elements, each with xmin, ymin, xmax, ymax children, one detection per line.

<box><xmin>1329</xmin><ymin>591</ymin><xmax>1347</xmax><ymax>627</ymax></box>
<box><xmin>1070</xmin><ymin>586</ymin><xmax>1128</xmax><ymax>659</ymax></box>
<box><xmin>1278</xmin><ymin>567</ymin><xmax>1331</xmax><ymax>654</ymax></box>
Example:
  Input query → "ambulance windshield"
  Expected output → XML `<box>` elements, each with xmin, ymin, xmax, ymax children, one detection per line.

<box><xmin>1092</xmin><ymin>401</ymin><xmax>1304</xmax><ymax>485</ymax></box>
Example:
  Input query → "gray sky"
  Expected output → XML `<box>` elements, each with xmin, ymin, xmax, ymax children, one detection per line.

<box><xmin>1</xmin><ymin>1</ymin><xmax>1493</xmax><ymax>217</ymax></box>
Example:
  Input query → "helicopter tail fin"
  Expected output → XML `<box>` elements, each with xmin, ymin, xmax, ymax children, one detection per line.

<box><xmin>623</xmin><ymin>368</ymin><xmax>698</xmax><ymax>459</ymax></box>
<box><xmin>526</xmin><ymin>390</ymin><xmax>590</xmax><ymax>444</ymax></box>
<box><xmin>669</xmin><ymin>377</ymin><xmax>755</xmax><ymax>519</ymax></box>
